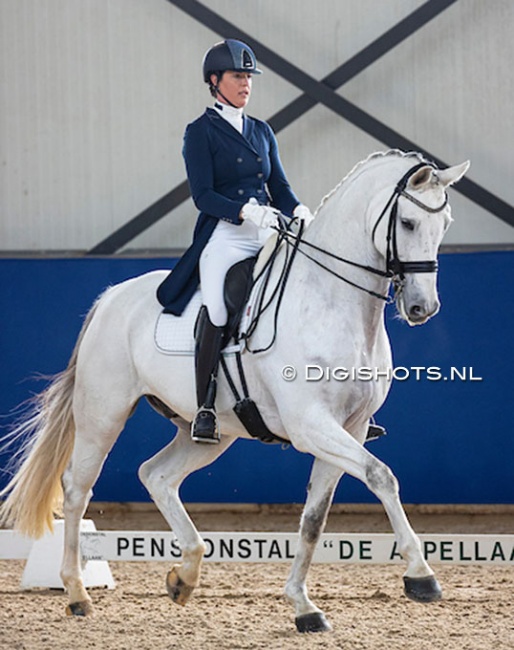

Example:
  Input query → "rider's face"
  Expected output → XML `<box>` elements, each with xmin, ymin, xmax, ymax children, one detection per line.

<box><xmin>212</xmin><ymin>71</ymin><xmax>252</xmax><ymax>108</ymax></box>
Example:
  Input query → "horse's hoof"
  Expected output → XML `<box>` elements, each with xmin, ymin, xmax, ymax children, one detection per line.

<box><xmin>403</xmin><ymin>575</ymin><xmax>442</xmax><ymax>603</ymax></box>
<box><xmin>65</xmin><ymin>600</ymin><xmax>94</xmax><ymax>617</ymax></box>
<box><xmin>166</xmin><ymin>566</ymin><xmax>195</xmax><ymax>606</ymax></box>
<box><xmin>295</xmin><ymin>612</ymin><xmax>332</xmax><ymax>633</ymax></box>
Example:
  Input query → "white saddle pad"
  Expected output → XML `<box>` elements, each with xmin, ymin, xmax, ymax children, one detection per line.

<box><xmin>154</xmin><ymin>291</ymin><xmax>241</xmax><ymax>356</ymax></box>
<box><xmin>154</xmin><ymin>259</ymin><xmax>272</xmax><ymax>356</ymax></box>
<box><xmin>154</xmin><ymin>292</ymin><xmax>199</xmax><ymax>355</ymax></box>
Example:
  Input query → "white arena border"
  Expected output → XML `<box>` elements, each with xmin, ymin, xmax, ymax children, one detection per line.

<box><xmin>1</xmin><ymin>525</ymin><xmax>513</xmax><ymax>566</ymax></box>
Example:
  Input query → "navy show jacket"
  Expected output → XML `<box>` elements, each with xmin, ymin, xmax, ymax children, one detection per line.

<box><xmin>157</xmin><ymin>108</ymin><xmax>299</xmax><ymax>315</ymax></box>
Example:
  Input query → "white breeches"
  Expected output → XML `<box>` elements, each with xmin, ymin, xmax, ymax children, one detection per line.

<box><xmin>199</xmin><ymin>219</ymin><xmax>273</xmax><ymax>327</ymax></box>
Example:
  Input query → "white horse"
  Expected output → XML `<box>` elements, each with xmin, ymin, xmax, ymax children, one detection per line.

<box><xmin>0</xmin><ymin>150</ymin><xmax>469</xmax><ymax>633</ymax></box>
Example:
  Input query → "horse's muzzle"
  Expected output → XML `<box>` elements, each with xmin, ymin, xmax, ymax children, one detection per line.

<box><xmin>404</xmin><ymin>298</ymin><xmax>440</xmax><ymax>325</ymax></box>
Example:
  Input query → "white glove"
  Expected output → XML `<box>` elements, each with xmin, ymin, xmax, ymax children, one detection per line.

<box><xmin>241</xmin><ymin>199</ymin><xmax>279</xmax><ymax>229</ymax></box>
<box><xmin>293</xmin><ymin>204</ymin><xmax>315</xmax><ymax>228</ymax></box>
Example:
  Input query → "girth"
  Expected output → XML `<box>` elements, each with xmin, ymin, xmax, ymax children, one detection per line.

<box><xmin>218</xmin><ymin>256</ymin><xmax>287</xmax><ymax>444</ymax></box>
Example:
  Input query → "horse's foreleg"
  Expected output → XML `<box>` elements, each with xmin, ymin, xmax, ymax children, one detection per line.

<box><xmin>366</xmin><ymin>455</ymin><xmax>442</xmax><ymax>602</ymax></box>
<box><xmin>290</xmin><ymin>413</ymin><xmax>441</xmax><ymax>603</ymax></box>
<box><xmin>285</xmin><ymin>458</ymin><xmax>342</xmax><ymax>633</ymax></box>
<box><xmin>138</xmin><ymin>422</ymin><xmax>235</xmax><ymax>606</ymax></box>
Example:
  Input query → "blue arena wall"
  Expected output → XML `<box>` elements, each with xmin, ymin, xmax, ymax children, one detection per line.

<box><xmin>0</xmin><ymin>251</ymin><xmax>512</xmax><ymax>505</ymax></box>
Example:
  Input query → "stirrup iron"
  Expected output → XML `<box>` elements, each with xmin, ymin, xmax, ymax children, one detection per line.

<box><xmin>191</xmin><ymin>408</ymin><xmax>220</xmax><ymax>444</ymax></box>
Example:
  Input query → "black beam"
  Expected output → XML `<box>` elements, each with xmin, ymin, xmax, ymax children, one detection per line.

<box><xmin>87</xmin><ymin>0</ymin><xmax>512</xmax><ymax>254</ymax></box>
<box><xmin>172</xmin><ymin>0</ymin><xmax>514</xmax><ymax>227</ymax></box>
<box><xmin>268</xmin><ymin>0</ymin><xmax>461</xmax><ymax>131</ymax></box>
<box><xmin>87</xmin><ymin>0</ymin><xmax>465</xmax><ymax>255</ymax></box>
<box><xmin>88</xmin><ymin>181</ymin><xmax>190</xmax><ymax>256</ymax></box>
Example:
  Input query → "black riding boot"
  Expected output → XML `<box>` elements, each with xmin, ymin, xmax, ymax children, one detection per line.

<box><xmin>191</xmin><ymin>307</ymin><xmax>224</xmax><ymax>444</ymax></box>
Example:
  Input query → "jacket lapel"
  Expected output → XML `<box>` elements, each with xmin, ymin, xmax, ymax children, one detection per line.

<box><xmin>205</xmin><ymin>108</ymin><xmax>259</xmax><ymax>155</ymax></box>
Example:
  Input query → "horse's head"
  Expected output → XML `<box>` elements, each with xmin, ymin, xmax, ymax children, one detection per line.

<box><xmin>372</xmin><ymin>159</ymin><xmax>470</xmax><ymax>325</ymax></box>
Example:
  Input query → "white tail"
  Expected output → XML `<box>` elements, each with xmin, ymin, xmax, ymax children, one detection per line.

<box><xmin>0</xmin><ymin>302</ymin><xmax>99</xmax><ymax>538</ymax></box>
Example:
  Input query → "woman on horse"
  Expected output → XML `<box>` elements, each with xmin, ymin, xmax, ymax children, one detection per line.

<box><xmin>157</xmin><ymin>39</ymin><xmax>314</xmax><ymax>443</ymax></box>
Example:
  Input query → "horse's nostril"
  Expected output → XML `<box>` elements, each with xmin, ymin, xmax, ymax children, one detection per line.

<box><xmin>409</xmin><ymin>304</ymin><xmax>425</xmax><ymax>319</ymax></box>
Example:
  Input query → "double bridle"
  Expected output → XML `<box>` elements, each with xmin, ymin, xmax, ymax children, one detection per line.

<box><xmin>244</xmin><ymin>162</ymin><xmax>448</xmax><ymax>353</ymax></box>
<box><xmin>279</xmin><ymin>161</ymin><xmax>449</xmax><ymax>303</ymax></box>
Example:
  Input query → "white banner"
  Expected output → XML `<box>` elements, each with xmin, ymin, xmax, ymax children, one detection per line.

<box><xmin>78</xmin><ymin>531</ymin><xmax>514</xmax><ymax>565</ymax></box>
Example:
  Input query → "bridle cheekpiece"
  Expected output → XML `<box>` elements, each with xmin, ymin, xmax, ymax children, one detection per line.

<box><xmin>371</xmin><ymin>162</ymin><xmax>448</xmax><ymax>286</ymax></box>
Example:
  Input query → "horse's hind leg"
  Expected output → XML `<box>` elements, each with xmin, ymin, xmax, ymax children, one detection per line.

<box><xmin>138</xmin><ymin>419</ymin><xmax>234</xmax><ymax>606</ymax></box>
<box><xmin>61</xmin><ymin>406</ymin><xmax>133</xmax><ymax>616</ymax></box>
<box><xmin>285</xmin><ymin>458</ymin><xmax>342</xmax><ymax>633</ymax></box>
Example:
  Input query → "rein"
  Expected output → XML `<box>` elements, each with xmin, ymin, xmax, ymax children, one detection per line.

<box><xmin>283</xmin><ymin>162</ymin><xmax>448</xmax><ymax>301</ymax></box>
<box><xmin>243</xmin><ymin>162</ymin><xmax>448</xmax><ymax>352</ymax></box>
<box><xmin>244</xmin><ymin>217</ymin><xmax>304</xmax><ymax>353</ymax></box>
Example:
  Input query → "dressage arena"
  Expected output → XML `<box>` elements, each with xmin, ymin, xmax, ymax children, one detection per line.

<box><xmin>1</xmin><ymin>504</ymin><xmax>513</xmax><ymax>650</ymax></box>
<box><xmin>1</xmin><ymin>1</ymin><xmax>514</xmax><ymax>649</ymax></box>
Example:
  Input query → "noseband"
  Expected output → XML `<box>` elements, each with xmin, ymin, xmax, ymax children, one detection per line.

<box><xmin>277</xmin><ymin>161</ymin><xmax>449</xmax><ymax>302</ymax></box>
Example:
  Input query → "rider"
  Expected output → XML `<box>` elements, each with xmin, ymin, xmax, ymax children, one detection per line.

<box><xmin>157</xmin><ymin>39</ymin><xmax>314</xmax><ymax>443</ymax></box>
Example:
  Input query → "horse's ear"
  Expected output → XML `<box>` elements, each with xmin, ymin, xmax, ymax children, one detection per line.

<box><xmin>435</xmin><ymin>161</ymin><xmax>470</xmax><ymax>188</ymax></box>
<box><xmin>408</xmin><ymin>165</ymin><xmax>434</xmax><ymax>190</ymax></box>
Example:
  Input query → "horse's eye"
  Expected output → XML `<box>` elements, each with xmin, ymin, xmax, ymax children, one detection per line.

<box><xmin>401</xmin><ymin>219</ymin><xmax>415</xmax><ymax>231</ymax></box>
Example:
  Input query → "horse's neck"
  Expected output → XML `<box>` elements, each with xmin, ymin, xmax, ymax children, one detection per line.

<box><xmin>311</xmin><ymin>157</ymin><xmax>399</xmax><ymax>268</ymax></box>
<box><xmin>293</xmin><ymin>166</ymin><xmax>392</xmax><ymax>338</ymax></box>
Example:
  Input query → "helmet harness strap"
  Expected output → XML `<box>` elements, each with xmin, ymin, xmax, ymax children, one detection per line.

<box><xmin>212</xmin><ymin>72</ymin><xmax>240</xmax><ymax>109</ymax></box>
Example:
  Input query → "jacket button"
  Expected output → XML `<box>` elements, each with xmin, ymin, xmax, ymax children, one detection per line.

<box><xmin>257</xmin><ymin>172</ymin><xmax>263</xmax><ymax>178</ymax></box>
<box><xmin>256</xmin><ymin>189</ymin><xmax>263</xmax><ymax>194</ymax></box>
<box><xmin>256</xmin><ymin>157</ymin><xmax>262</xmax><ymax>163</ymax></box>
<box><xmin>237</xmin><ymin>157</ymin><xmax>243</xmax><ymax>163</ymax></box>
<box><xmin>238</xmin><ymin>189</ymin><xmax>244</xmax><ymax>195</ymax></box>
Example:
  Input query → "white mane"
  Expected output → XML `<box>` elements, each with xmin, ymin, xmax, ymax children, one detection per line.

<box><xmin>316</xmin><ymin>149</ymin><xmax>431</xmax><ymax>214</ymax></box>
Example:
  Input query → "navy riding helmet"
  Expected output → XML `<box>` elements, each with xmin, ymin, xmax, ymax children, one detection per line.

<box><xmin>202</xmin><ymin>39</ymin><xmax>262</xmax><ymax>83</ymax></box>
